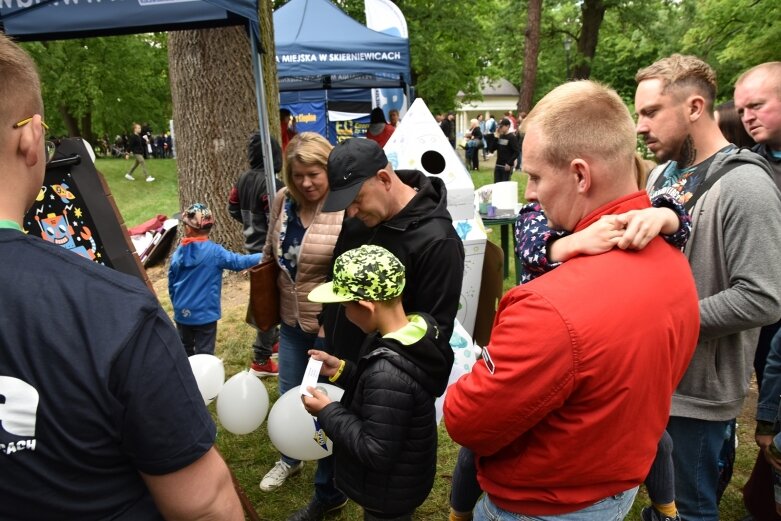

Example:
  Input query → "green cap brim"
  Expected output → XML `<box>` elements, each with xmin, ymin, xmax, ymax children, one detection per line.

<box><xmin>307</xmin><ymin>281</ymin><xmax>354</xmax><ymax>304</ymax></box>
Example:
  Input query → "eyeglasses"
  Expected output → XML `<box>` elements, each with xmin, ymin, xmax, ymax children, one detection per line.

<box><xmin>12</xmin><ymin>117</ymin><xmax>56</xmax><ymax>163</ymax></box>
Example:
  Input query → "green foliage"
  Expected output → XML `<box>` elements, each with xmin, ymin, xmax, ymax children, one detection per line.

<box><xmin>681</xmin><ymin>0</ymin><xmax>781</xmax><ymax>100</ymax></box>
<box><xmin>22</xmin><ymin>34</ymin><xmax>171</xmax><ymax>142</ymax></box>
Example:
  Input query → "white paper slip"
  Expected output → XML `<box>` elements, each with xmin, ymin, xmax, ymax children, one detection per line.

<box><xmin>300</xmin><ymin>358</ymin><xmax>324</xmax><ymax>397</ymax></box>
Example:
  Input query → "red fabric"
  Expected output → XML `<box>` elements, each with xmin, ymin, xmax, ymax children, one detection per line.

<box><xmin>444</xmin><ymin>191</ymin><xmax>700</xmax><ymax>515</ymax></box>
<box><xmin>128</xmin><ymin>214</ymin><xmax>167</xmax><ymax>236</ymax></box>
<box><xmin>365</xmin><ymin>124</ymin><xmax>396</xmax><ymax>148</ymax></box>
<box><xmin>180</xmin><ymin>236</ymin><xmax>208</xmax><ymax>246</ymax></box>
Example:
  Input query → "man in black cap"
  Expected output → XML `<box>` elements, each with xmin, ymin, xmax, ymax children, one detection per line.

<box><xmin>287</xmin><ymin>138</ymin><xmax>465</xmax><ymax>521</ymax></box>
<box><xmin>493</xmin><ymin>117</ymin><xmax>521</xmax><ymax>183</ymax></box>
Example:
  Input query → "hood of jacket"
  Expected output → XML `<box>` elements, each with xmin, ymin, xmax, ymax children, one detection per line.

<box><xmin>248</xmin><ymin>132</ymin><xmax>282</xmax><ymax>173</ymax></box>
<box><xmin>382</xmin><ymin>170</ymin><xmax>452</xmax><ymax>232</ymax></box>
<box><xmin>176</xmin><ymin>240</ymin><xmax>212</xmax><ymax>269</ymax></box>
<box><xmin>360</xmin><ymin>313</ymin><xmax>450</xmax><ymax>397</ymax></box>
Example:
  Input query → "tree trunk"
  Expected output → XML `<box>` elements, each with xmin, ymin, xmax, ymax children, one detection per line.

<box><xmin>80</xmin><ymin>112</ymin><xmax>94</xmax><ymax>144</ymax></box>
<box><xmin>572</xmin><ymin>0</ymin><xmax>606</xmax><ymax>80</ymax></box>
<box><xmin>260</xmin><ymin>0</ymin><xmax>281</xmax><ymax>142</ymax></box>
<box><xmin>518</xmin><ymin>0</ymin><xmax>542</xmax><ymax>114</ymax></box>
<box><xmin>59</xmin><ymin>105</ymin><xmax>80</xmax><ymax>137</ymax></box>
<box><xmin>168</xmin><ymin>26</ymin><xmax>257</xmax><ymax>251</ymax></box>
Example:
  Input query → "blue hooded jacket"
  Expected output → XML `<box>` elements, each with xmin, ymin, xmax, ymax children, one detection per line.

<box><xmin>168</xmin><ymin>239</ymin><xmax>260</xmax><ymax>325</ymax></box>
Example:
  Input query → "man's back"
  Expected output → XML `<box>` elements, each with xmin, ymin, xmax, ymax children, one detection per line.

<box><xmin>445</xmin><ymin>192</ymin><xmax>699</xmax><ymax>515</ymax></box>
<box><xmin>0</xmin><ymin>231</ymin><xmax>215</xmax><ymax>520</ymax></box>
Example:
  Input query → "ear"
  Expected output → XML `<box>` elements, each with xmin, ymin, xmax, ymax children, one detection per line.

<box><xmin>375</xmin><ymin>169</ymin><xmax>393</xmax><ymax>191</ymax></box>
<box><xmin>687</xmin><ymin>95</ymin><xmax>706</xmax><ymax>122</ymax></box>
<box><xmin>569</xmin><ymin>158</ymin><xmax>592</xmax><ymax>194</ymax></box>
<box><xmin>355</xmin><ymin>300</ymin><xmax>375</xmax><ymax>314</ymax></box>
<box><xmin>18</xmin><ymin>114</ymin><xmax>44</xmax><ymax>168</ymax></box>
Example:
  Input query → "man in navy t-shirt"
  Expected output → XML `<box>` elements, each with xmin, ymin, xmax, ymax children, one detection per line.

<box><xmin>0</xmin><ymin>34</ymin><xmax>243</xmax><ymax>520</ymax></box>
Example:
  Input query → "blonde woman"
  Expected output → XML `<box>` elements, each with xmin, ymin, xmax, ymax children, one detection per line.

<box><xmin>259</xmin><ymin>132</ymin><xmax>344</xmax><ymax>492</ymax></box>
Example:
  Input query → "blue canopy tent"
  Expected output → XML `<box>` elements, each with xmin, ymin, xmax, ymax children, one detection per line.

<box><xmin>274</xmin><ymin>0</ymin><xmax>412</xmax><ymax>143</ymax></box>
<box><xmin>0</xmin><ymin>0</ymin><xmax>277</xmax><ymax>195</ymax></box>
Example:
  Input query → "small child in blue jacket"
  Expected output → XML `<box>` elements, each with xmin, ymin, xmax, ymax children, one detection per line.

<box><xmin>169</xmin><ymin>203</ymin><xmax>261</xmax><ymax>356</ymax></box>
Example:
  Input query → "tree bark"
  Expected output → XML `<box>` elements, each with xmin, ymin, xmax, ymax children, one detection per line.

<box><xmin>518</xmin><ymin>0</ymin><xmax>543</xmax><ymax>114</ymax></box>
<box><xmin>168</xmin><ymin>26</ymin><xmax>257</xmax><ymax>251</ymax></box>
<box><xmin>572</xmin><ymin>0</ymin><xmax>607</xmax><ymax>80</ymax></box>
<box><xmin>260</xmin><ymin>0</ymin><xmax>281</xmax><ymax>142</ymax></box>
<box><xmin>59</xmin><ymin>105</ymin><xmax>80</xmax><ymax>138</ymax></box>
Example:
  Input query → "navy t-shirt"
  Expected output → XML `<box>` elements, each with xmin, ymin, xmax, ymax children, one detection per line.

<box><xmin>0</xmin><ymin>230</ymin><xmax>215</xmax><ymax>520</ymax></box>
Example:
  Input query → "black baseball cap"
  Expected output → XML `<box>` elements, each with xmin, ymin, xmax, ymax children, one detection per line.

<box><xmin>323</xmin><ymin>138</ymin><xmax>389</xmax><ymax>212</ymax></box>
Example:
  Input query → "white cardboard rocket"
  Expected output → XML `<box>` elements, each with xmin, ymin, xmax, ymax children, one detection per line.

<box><xmin>383</xmin><ymin>98</ymin><xmax>487</xmax><ymax>336</ymax></box>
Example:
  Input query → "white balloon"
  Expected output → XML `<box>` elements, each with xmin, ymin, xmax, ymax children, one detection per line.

<box><xmin>216</xmin><ymin>371</ymin><xmax>270</xmax><ymax>435</ymax></box>
<box><xmin>267</xmin><ymin>384</ymin><xmax>345</xmax><ymax>461</ymax></box>
<box><xmin>188</xmin><ymin>354</ymin><xmax>225</xmax><ymax>405</ymax></box>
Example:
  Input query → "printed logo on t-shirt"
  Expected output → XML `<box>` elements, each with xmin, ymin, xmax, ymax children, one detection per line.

<box><xmin>0</xmin><ymin>376</ymin><xmax>39</xmax><ymax>456</ymax></box>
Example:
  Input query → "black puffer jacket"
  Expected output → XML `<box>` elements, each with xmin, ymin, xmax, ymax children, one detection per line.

<box><xmin>317</xmin><ymin>313</ymin><xmax>449</xmax><ymax>515</ymax></box>
<box><xmin>321</xmin><ymin>170</ymin><xmax>464</xmax><ymax>367</ymax></box>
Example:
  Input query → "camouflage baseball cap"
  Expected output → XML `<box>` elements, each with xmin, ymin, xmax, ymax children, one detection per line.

<box><xmin>308</xmin><ymin>245</ymin><xmax>405</xmax><ymax>303</ymax></box>
<box><xmin>182</xmin><ymin>203</ymin><xmax>214</xmax><ymax>230</ymax></box>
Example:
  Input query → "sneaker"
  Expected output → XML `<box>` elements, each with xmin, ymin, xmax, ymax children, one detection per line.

<box><xmin>272</xmin><ymin>341</ymin><xmax>280</xmax><ymax>355</ymax></box>
<box><xmin>250</xmin><ymin>358</ymin><xmax>278</xmax><ymax>377</ymax></box>
<box><xmin>145</xmin><ymin>175</ymin><xmax>155</xmax><ymax>182</ymax></box>
<box><xmin>260</xmin><ymin>460</ymin><xmax>303</xmax><ymax>492</ymax></box>
<box><xmin>287</xmin><ymin>497</ymin><xmax>348</xmax><ymax>521</ymax></box>
<box><xmin>124</xmin><ymin>173</ymin><xmax>135</xmax><ymax>181</ymax></box>
<box><xmin>641</xmin><ymin>506</ymin><xmax>681</xmax><ymax>521</ymax></box>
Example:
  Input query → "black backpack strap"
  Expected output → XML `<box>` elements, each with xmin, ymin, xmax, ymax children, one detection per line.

<box><xmin>684</xmin><ymin>149</ymin><xmax>757</xmax><ymax>213</ymax></box>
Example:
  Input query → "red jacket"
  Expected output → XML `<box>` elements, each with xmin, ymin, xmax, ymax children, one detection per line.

<box><xmin>365</xmin><ymin>124</ymin><xmax>395</xmax><ymax>148</ymax></box>
<box><xmin>444</xmin><ymin>191</ymin><xmax>699</xmax><ymax>515</ymax></box>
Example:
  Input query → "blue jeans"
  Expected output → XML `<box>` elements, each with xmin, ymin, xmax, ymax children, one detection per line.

<box><xmin>667</xmin><ymin>416</ymin><xmax>731</xmax><ymax>521</ymax></box>
<box><xmin>278</xmin><ymin>323</ymin><xmax>317</xmax><ymax>467</ymax></box>
<box><xmin>473</xmin><ymin>488</ymin><xmax>638</xmax><ymax>521</ymax></box>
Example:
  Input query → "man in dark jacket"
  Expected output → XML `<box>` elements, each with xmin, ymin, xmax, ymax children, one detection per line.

<box><xmin>124</xmin><ymin>123</ymin><xmax>154</xmax><ymax>182</ymax></box>
<box><xmin>287</xmin><ymin>138</ymin><xmax>464</xmax><ymax>521</ymax></box>
<box><xmin>227</xmin><ymin>132</ymin><xmax>283</xmax><ymax>376</ymax></box>
<box><xmin>493</xmin><ymin>117</ymin><xmax>521</xmax><ymax>183</ymax></box>
<box><xmin>303</xmin><ymin>245</ymin><xmax>450</xmax><ymax>521</ymax></box>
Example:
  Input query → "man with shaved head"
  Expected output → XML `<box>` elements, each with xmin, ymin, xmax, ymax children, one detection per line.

<box><xmin>444</xmin><ymin>80</ymin><xmax>700</xmax><ymax>521</ymax></box>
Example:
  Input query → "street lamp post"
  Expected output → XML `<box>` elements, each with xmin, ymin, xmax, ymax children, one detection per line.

<box><xmin>563</xmin><ymin>36</ymin><xmax>572</xmax><ymax>80</ymax></box>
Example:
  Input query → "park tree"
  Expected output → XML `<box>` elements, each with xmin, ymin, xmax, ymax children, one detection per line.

<box><xmin>22</xmin><ymin>34</ymin><xmax>170</xmax><ymax>145</ymax></box>
<box><xmin>680</xmin><ymin>0</ymin><xmax>781</xmax><ymax>100</ymax></box>
<box><xmin>168</xmin><ymin>26</ymin><xmax>259</xmax><ymax>251</ymax></box>
<box><xmin>518</xmin><ymin>0</ymin><xmax>542</xmax><ymax>114</ymax></box>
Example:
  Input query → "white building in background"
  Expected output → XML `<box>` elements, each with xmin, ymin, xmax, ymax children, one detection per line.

<box><xmin>455</xmin><ymin>78</ymin><xmax>520</xmax><ymax>142</ymax></box>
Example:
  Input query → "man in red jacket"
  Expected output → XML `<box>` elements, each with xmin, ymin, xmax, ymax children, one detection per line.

<box><xmin>443</xmin><ymin>80</ymin><xmax>700</xmax><ymax>521</ymax></box>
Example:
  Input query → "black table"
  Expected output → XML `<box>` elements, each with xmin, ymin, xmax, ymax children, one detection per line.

<box><xmin>480</xmin><ymin>212</ymin><xmax>521</xmax><ymax>285</ymax></box>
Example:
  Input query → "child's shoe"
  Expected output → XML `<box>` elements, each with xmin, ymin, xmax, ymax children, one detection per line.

<box><xmin>250</xmin><ymin>358</ymin><xmax>278</xmax><ymax>377</ymax></box>
<box><xmin>641</xmin><ymin>506</ymin><xmax>681</xmax><ymax>521</ymax></box>
<box><xmin>259</xmin><ymin>460</ymin><xmax>303</xmax><ymax>492</ymax></box>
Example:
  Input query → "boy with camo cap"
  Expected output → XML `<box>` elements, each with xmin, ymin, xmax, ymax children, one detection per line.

<box><xmin>302</xmin><ymin>245</ymin><xmax>451</xmax><ymax>521</ymax></box>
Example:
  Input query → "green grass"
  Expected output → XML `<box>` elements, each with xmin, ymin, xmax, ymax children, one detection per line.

<box><xmin>95</xmin><ymin>157</ymin><xmax>180</xmax><ymax>228</ymax></box>
<box><xmin>104</xmin><ymin>157</ymin><xmax>756</xmax><ymax>520</ymax></box>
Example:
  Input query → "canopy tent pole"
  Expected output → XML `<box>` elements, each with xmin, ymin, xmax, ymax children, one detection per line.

<box><xmin>250</xmin><ymin>21</ymin><xmax>278</xmax><ymax>207</ymax></box>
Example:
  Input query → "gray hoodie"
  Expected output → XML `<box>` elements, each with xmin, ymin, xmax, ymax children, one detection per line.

<box><xmin>648</xmin><ymin>149</ymin><xmax>781</xmax><ymax>421</ymax></box>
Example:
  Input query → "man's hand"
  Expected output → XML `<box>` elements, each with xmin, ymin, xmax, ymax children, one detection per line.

<box><xmin>302</xmin><ymin>386</ymin><xmax>332</xmax><ymax>415</ymax></box>
<box><xmin>307</xmin><ymin>350</ymin><xmax>341</xmax><ymax>378</ymax></box>
<box><xmin>614</xmin><ymin>207</ymin><xmax>679</xmax><ymax>250</ymax></box>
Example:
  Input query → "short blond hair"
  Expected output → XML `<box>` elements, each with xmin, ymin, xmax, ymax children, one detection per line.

<box><xmin>0</xmin><ymin>34</ymin><xmax>42</xmax><ymax>134</ymax></box>
<box><xmin>636</xmin><ymin>54</ymin><xmax>717</xmax><ymax>111</ymax></box>
<box><xmin>523</xmin><ymin>80</ymin><xmax>637</xmax><ymax>169</ymax></box>
<box><xmin>736</xmin><ymin>62</ymin><xmax>781</xmax><ymax>98</ymax></box>
<box><xmin>283</xmin><ymin>132</ymin><xmax>333</xmax><ymax>204</ymax></box>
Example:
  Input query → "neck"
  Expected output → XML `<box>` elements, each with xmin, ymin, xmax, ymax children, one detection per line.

<box><xmin>686</xmin><ymin>121</ymin><xmax>731</xmax><ymax>167</ymax></box>
<box><xmin>376</xmin><ymin>304</ymin><xmax>410</xmax><ymax>336</ymax></box>
<box><xmin>390</xmin><ymin>180</ymin><xmax>417</xmax><ymax>216</ymax></box>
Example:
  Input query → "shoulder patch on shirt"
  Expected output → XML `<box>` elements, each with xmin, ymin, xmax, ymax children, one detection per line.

<box><xmin>481</xmin><ymin>346</ymin><xmax>495</xmax><ymax>375</ymax></box>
